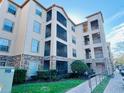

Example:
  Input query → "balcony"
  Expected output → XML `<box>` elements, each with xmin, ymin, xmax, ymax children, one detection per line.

<box><xmin>91</xmin><ymin>20</ymin><xmax>99</xmax><ymax>31</ymax></box>
<box><xmin>85</xmin><ymin>58</ymin><xmax>106</xmax><ymax>63</ymax></box>
<box><xmin>92</xmin><ymin>33</ymin><xmax>101</xmax><ymax>44</ymax></box>
<box><xmin>85</xmin><ymin>49</ymin><xmax>91</xmax><ymax>59</ymax></box>
<box><xmin>83</xmin><ymin>22</ymin><xmax>88</xmax><ymax>33</ymax></box>
<box><xmin>94</xmin><ymin>47</ymin><xmax>103</xmax><ymax>58</ymax></box>
<box><xmin>84</xmin><ymin>35</ymin><xmax>90</xmax><ymax>45</ymax></box>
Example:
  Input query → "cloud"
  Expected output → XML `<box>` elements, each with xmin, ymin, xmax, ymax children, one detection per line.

<box><xmin>69</xmin><ymin>12</ymin><xmax>87</xmax><ymax>24</ymax></box>
<box><xmin>106</xmin><ymin>11</ymin><xmax>124</xmax><ymax>24</ymax></box>
<box><xmin>107</xmin><ymin>23</ymin><xmax>124</xmax><ymax>56</ymax></box>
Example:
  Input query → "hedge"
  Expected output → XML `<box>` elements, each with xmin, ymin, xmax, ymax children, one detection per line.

<box><xmin>13</xmin><ymin>69</ymin><xmax>27</xmax><ymax>84</ymax></box>
<box><xmin>37</xmin><ymin>70</ymin><xmax>57</xmax><ymax>81</ymax></box>
<box><xmin>37</xmin><ymin>70</ymin><xmax>50</xmax><ymax>80</ymax></box>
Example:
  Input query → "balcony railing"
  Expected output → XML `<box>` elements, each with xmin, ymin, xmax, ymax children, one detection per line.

<box><xmin>93</xmin><ymin>39</ymin><xmax>101</xmax><ymax>44</ymax></box>
<box><xmin>85</xmin><ymin>41</ymin><xmax>90</xmax><ymax>45</ymax></box>
<box><xmin>85</xmin><ymin>58</ymin><xmax>106</xmax><ymax>63</ymax></box>
<box><xmin>95</xmin><ymin>53</ymin><xmax>103</xmax><ymax>58</ymax></box>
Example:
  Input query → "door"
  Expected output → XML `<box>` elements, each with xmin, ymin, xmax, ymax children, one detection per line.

<box><xmin>27</xmin><ymin>61</ymin><xmax>39</xmax><ymax>77</ymax></box>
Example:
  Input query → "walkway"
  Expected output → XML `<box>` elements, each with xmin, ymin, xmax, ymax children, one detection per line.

<box><xmin>104</xmin><ymin>70</ymin><xmax>124</xmax><ymax>93</ymax></box>
<box><xmin>66</xmin><ymin>76</ymin><xmax>104</xmax><ymax>93</ymax></box>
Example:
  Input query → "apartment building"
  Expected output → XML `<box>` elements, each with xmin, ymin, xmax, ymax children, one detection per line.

<box><xmin>0</xmin><ymin>0</ymin><xmax>113</xmax><ymax>77</ymax></box>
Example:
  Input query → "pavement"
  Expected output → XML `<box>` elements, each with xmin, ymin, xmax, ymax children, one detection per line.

<box><xmin>104</xmin><ymin>70</ymin><xmax>124</xmax><ymax>93</ymax></box>
<box><xmin>66</xmin><ymin>75</ymin><xmax>104</xmax><ymax>93</ymax></box>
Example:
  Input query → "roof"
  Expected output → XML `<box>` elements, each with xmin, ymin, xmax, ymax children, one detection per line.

<box><xmin>86</xmin><ymin>11</ymin><xmax>104</xmax><ymax>22</ymax></box>
<box><xmin>8</xmin><ymin>0</ymin><xmax>76</xmax><ymax>25</ymax></box>
<box><xmin>8</xmin><ymin>0</ymin><xmax>104</xmax><ymax>25</ymax></box>
<box><xmin>47</xmin><ymin>4</ymin><xmax>76</xmax><ymax>25</ymax></box>
<box><xmin>8</xmin><ymin>0</ymin><xmax>47</xmax><ymax>10</ymax></box>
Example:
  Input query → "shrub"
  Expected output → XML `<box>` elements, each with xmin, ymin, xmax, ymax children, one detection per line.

<box><xmin>30</xmin><ymin>75</ymin><xmax>38</xmax><ymax>81</ymax></box>
<box><xmin>71</xmin><ymin>60</ymin><xmax>89</xmax><ymax>76</ymax></box>
<box><xmin>68</xmin><ymin>73</ymin><xmax>80</xmax><ymax>78</ymax></box>
<box><xmin>37</xmin><ymin>70</ymin><xmax>57</xmax><ymax>81</ymax></box>
<box><xmin>13</xmin><ymin>69</ymin><xmax>27</xmax><ymax>84</ymax></box>
<box><xmin>37</xmin><ymin>70</ymin><xmax>49</xmax><ymax>80</ymax></box>
<box><xmin>49</xmin><ymin>70</ymin><xmax>57</xmax><ymax>81</ymax></box>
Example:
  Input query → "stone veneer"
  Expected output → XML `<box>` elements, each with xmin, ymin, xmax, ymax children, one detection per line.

<box><xmin>44</xmin><ymin>56</ymin><xmax>76</xmax><ymax>72</ymax></box>
<box><xmin>0</xmin><ymin>54</ymin><xmax>43</xmax><ymax>70</ymax></box>
<box><xmin>0</xmin><ymin>54</ymin><xmax>81</xmax><ymax>73</ymax></box>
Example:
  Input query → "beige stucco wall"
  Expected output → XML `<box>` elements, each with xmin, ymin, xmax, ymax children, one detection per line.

<box><xmin>0</xmin><ymin>0</ymin><xmax>113</xmax><ymax>74</ymax></box>
<box><xmin>0</xmin><ymin>0</ymin><xmax>21</xmax><ymax>56</ymax></box>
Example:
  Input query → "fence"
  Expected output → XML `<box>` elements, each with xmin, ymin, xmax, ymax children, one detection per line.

<box><xmin>88</xmin><ymin>73</ymin><xmax>106</xmax><ymax>93</ymax></box>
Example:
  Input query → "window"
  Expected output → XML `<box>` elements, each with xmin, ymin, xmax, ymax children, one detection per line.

<box><xmin>44</xmin><ymin>60</ymin><xmax>50</xmax><ymax>70</ymax></box>
<box><xmin>73</xmin><ymin>49</ymin><xmax>77</xmax><ymax>57</ymax></box>
<box><xmin>72</xmin><ymin>26</ymin><xmax>75</xmax><ymax>32</ymax></box>
<box><xmin>57</xmin><ymin>11</ymin><xmax>67</xmax><ymax>27</ymax></box>
<box><xmin>91</xmin><ymin>20</ymin><xmax>99</xmax><ymax>30</ymax></box>
<box><xmin>72</xmin><ymin>36</ymin><xmax>76</xmax><ymax>44</ymax></box>
<box><xmin>8</xmin><ymin>4</ymin><xmax>17</xmax><ymax>15</ymax></box>
<box><xmin>94</xmin><ymin>47</ymin><xmax>103</xmax><ymax>58</ymax></box>
<box><xmin>3</xmin><ymin>19</ymin><xmax>14</xmax><ymax>32</ymax></box>
<box><xmin>57</xmin><ymin>41</ymin><xmax>67</xmax><ymax>57</ymax></box>
<box><xmin>35</xmin><ymin>9</ymin><xmax>42</xmax><ymax>17</ymax></box>
<box><xmin>83</xmin><ymin>22</ymin><xmax>88</xmax><ymax>32</ymax></box>
<box><xmin>0</xmin><ymin>38</ymin><xmax>11</xmax><ymax>52</ymax></box>
<box><xmin>45</xmin><ymin>24</ymin><xmax>51</xmax><ymax>38</ymax></box>
<box><xmin>92</xmin><ymin>33</ymin><xmax>101</xmax><ymax>44</ymax></box>
<box><xmin>56</xmin><ymin>61</ymin><xmax>67</xmax><ymax>74</ymax></box>
<box><xmin>0</xmin><ymin>62</ymin><xmax>6</xmax><ymax>66</ymax></box>
<box><xmin>44</xmin><ymin>41</ymin><xmax>51</xmax><ymax>56</ymax></box>
<box><xmin>85</xmin><ymin>49</ymin><xmax>91</xmax><ymax>59</ymax></box>
<box><xmin>31</xmin><ymin>39</ymin><xmax>39</xmax><ymax>53</ymax></box>
<box><xmin>57</xmin><ymin>24</ymin><xmax>67</xmax><ymax>41</ymax></box>
<box><xmin>46</xmin><ymin>10</ymin><xmax>52</xmax><ymax>22</ymax></box>
<box><xmin>84</xmin><ymin>35</ymin><xmax>90</xmax><ymax>45</ymax></box>
<box><xmin>33</xmin><ymin>21</ymin><xmax>41</xmax><ymax>33</ymax></box>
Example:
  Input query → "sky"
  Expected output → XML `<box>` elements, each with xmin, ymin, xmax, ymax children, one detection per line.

<box><xmin>14</xmin><ymin>0</ymin><xmax>124</xmax><ymax>55</ymax></box>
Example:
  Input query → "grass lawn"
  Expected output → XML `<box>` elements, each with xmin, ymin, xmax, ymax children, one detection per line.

<box><xmin>92</xmin><ymin>77</ymin><xmax>110</xmax><ymax>93</ymax></box>
<box><xmin>12</xmin><ymin>79</ymin><xmax>84</xmax><ymax>93</ymax></box>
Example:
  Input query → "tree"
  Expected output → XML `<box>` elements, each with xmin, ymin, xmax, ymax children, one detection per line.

<box><xmin>114</xmin><ymin>41</ymin><xmax>124</xmax><ymax>65</ymax></box>
<box><xmin>71</xmin><ymin>60</ymin><xmax>89</xmax><ymax>74</ymax></box>
<box><xmin>115</xmin><ymin>55</ymin><xmax>124</xmax><ymax>65</ymax></box>
<box><xmin>114</xmin><ymin>41</ymin><xmax>124</xmax><ymax>55</ymax></box>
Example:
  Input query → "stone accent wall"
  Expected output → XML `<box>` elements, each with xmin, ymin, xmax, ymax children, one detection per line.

<box><xmin>0</xmin><ymin>55</ymin><xmax>79</xmax><ymax>73</ymax></box>
<box><xmin>0</xmin><ymin>55</ymin><xmax>14</xmax><ymax>66</ymax></box>
<box><xmin>22</xmin><ymin>54</ymin><xmax>43</xmax><ymax>70</ymax></box>
<box><xmin>11</xmin><ymin>55</ymin><xmax>21</xmax><ymax>68</ymax></box>
<box><xmin>44</xmin><ymin>56</ymin><xmax>76</xmax><ymax>72</ymax></box>
<box><xmin>0</xmin><ymin>54</ymin><xmax>44</xmax><ymax>70</ymax></box>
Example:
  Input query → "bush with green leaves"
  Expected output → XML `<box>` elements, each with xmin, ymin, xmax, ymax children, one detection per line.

<box><xmin>71</xmin><ymin>60</ymin><xmax>89</xmax><ymax>75</ymax></box>
<box><xmin>49</xmin><ymin>70</ymin><xmax>57</xmax><ymax>81</ymax></box>
<box><xmin>37</xmin><ymin>70</ymin><xmax>57</xmax><ymax>81</ymax></box>
<box><xmin>13</xmin><ymin>69</ymin><xmax>27</xmax><ymax>84</ymax></box>
<box><xmin>37</xmin><ymin>70</ymin><xmax>49</xmax><ymax>80</ymax></box>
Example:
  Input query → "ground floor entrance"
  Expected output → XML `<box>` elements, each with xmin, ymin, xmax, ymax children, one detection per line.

<box><xmin>56</xmin><ymin>61</ymin><xmax>68</xmax><ymax>74</ymax></box>
<box><xmin>43</xmin><ymin>60</ymin><xmax>68</xmax><ymax>74</ymax></box>
<box><xmin>27</xmin><ymin>60</ymin><xmax>40</xmax><ymax>78</ymax></box>
<box><xmin>86</xmin><ymin>62</ymin><xmax>106</xmax><ymax>74</ymax></box>
<box><xmin>96</xmin><ymin>63</ymin><xmax>105</xmax><ymax>74</ymax></box>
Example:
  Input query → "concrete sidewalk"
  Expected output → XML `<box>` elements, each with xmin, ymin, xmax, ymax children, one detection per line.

<box><xmin>104</xmin><ymin>70</ymin><xmax>124</xmax><ymax>93</ymax></box>
<box><xmin>66</xmin><ymin>76</ymin><xmax>104</xmax><ymax>93</ymax></box>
